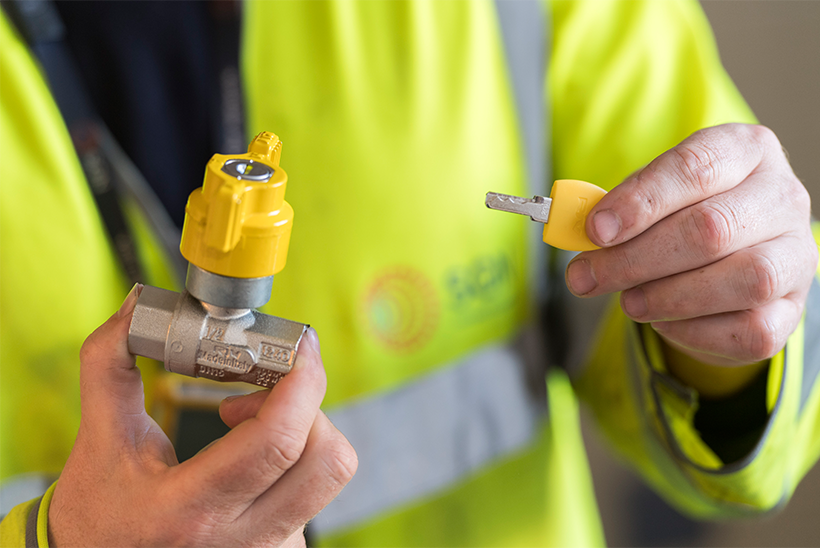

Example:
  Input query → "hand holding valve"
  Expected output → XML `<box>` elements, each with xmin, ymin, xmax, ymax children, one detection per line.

<box><xmin>49</xmin><ymin>285</ymin><xmax>357</xmax><ymax>547</ymax></box>
<box><xmin>49</xmin><ymin>133</ymin><xmax>357</xmax><ymax>546</ymax></box>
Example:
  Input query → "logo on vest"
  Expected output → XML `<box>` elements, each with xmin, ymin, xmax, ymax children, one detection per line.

<box><xmin>444</xmin><ymin>252</ymin><xmax>518</xmax><ymax>323</ymax></box>
<box><xmin>364</xmin><ymin>267</ymin><xmax>439</xmax><ymax>352</ymax></box>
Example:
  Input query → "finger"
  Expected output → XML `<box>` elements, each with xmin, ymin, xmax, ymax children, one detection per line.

<box><xmin>220</xmin><ymin>389</ymin><xmax>270</xmax><ymax>428</ymax></box>
<box><xmin>79</xmin><ymin>284</ymin><xmax>147</xmax><ymax>426</ymax></box>
<box><xmin>586</xmin><ymin>124</ymin><xmax>779</xmax><ymax>247</ymax></box>
<box><xmin>281</xmin><ymin>527</ymin><xmax>307</xmax><ymax>548</ymax></box>
<box><xmin>567</xmin><ymin>168</ymin><xmax>804</xmax><ymax>296</ymax></box>
<box><xmin>179</xmin><ymin>328</ymin><xmax>327</xmax><ymax>507</ymax></box>
<box><xmin>237</xmin><ymin>412</ymin><xmax>357</xmax><ymax>541</ymax></box>
<box><xmin>621</xmin><ymin>235</ymin><xmax>816</xmax><ymax>322</ymax></box>
<box><xmin>650</xmin><ymin>298</ymin><xmax>804</xmax><ymax>366</ymax></box>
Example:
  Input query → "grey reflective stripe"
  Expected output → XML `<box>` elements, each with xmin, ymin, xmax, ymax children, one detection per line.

<box><xmin>800</xmin><ymin>277</ymin><xmax>820</xmax><ymax>413</ymax></box>
<box><xmin>495</xmin><ymin>0</ymin><xmax>548</xmax><ymax>197</ymax></box>
<box><xmin>0</xmin><ymin>473</ymin><xmax>52</xmax><ymax>518</ymax></box>
<box><xmin>491</xmin><ymin>1</ymin><xmax>604</xmax><ymax>376</ymax></box>
<box><xmin>495</xmin><ymin>0</ymin><xmax>550</xmax><ymax>299</ymax></box>
<box><xmin>25</xmin><ymin>497</ymin><xmax>41</xmax><ymax>548</ymax></box>
<box><xmin>313</xmin><ymin>340</ymin><xmax>547</xmax><ymax>535</ymax></box>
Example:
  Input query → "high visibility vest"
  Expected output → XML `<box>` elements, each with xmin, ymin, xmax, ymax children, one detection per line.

<box><xmin>5</xmin><ymin>2</ymin><xmax>820</xmax><ymax>547</ymax></box>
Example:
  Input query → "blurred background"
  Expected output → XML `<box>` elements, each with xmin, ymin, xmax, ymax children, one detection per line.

<box><xmin>704</xmin><ymin>0</ymin><xmax>820</xmax><ymax>200</ymax></box>
<box><xmin>584</xmin><ymin>2</ymin><xmax>820</xmax><ymax>546</ymax></box>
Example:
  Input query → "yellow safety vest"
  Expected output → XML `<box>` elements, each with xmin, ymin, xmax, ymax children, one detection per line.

<box><xmin>4</xmin><ymin>1</ymin><xmax>820</xmax><ymax>547</ymax></box>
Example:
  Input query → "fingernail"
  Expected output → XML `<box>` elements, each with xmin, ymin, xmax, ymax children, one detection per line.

<box><xmin>116</xmin><ymin>283</ymin><xmax>143</xmax><ymax>319</ymax></box>
<box><xmin>593</xmin><ymin>210</ymin><xmax>621</xmax><ymax>244</ymax></box>
<box><xmin>567</xmin><ymin>260</ymin><xmax>597</xmax><ymax>295</ymax></box>
<box><xmin>622</xmin><ymin>287</ymin><xmax>648</xmax><ymax>318</ymax></box>
<box><xmin>303</xmin><ymin>327</ymin><xmax>321</xmax><ymax>355</ymax></box>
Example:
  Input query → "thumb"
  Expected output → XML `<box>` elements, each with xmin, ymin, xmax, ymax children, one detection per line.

<box><xmin>79</xmin><ymin>283</ymin><xmax>147</xmax><ymax>425</ymax></box>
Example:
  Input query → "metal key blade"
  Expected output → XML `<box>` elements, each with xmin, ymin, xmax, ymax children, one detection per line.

<box><xmin>485</xmin><ymin>192</ymin><xmax>552</xmax><ymax>223</ymax></box>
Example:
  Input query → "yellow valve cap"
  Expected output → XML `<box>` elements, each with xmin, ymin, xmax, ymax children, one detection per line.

<box><xmin>542</xmin><ymin>179</ymin><xmax>607</xmax><ymax>251</ymax></box>
<box><xmin>180</xmin><ymin>132</ymin><xmax>294</xmax><ymax>279</ymax></box>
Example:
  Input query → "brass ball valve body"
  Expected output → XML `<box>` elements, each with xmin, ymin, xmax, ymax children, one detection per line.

<box><xmin>127</xmin><ymin>132</ymin><xmax>308</xmax><ymax>388</ymax></box>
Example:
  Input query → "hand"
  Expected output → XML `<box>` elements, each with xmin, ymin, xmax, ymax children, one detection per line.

<box><xmin>566</xmin><ymin>124</ymin><xmax>817</xmax><ymax>371</ymax></box>
<box><xmin>48</xmin><ymin>284</ymin><xmax>357</xmax><ymax>547</ymax></box>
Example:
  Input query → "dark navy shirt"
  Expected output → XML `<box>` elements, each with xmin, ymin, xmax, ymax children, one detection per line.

<box><xmin>55</xmin><ymin>1</ymin><xmax>239</xmax><ymax>228</ymax></box>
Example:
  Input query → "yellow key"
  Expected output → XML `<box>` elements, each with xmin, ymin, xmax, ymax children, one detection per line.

<box><xmin>485</xmin><ymin>179</ymin><xmax>607</xmax><ymax>251</ymax></box>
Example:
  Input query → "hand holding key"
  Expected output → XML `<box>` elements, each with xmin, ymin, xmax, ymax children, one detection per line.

<box><xmin>568</xmin><ymin>124</ymin><xmax>816</xmax><ymax>369</ymax></box>
<box><xmin>488</xmin><ymin>124</ymin><xmax>817</xmax><ymax>381</ymax></box>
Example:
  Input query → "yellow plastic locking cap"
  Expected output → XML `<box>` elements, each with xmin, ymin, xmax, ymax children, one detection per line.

<box><xmin>180</xmin><ymin>132</ymin><xmax>294</xmax><ymax>279</ymax></box>
<box><xmin>541</xmin><ymin>179</ymin><xmax>607</xmax><ymax>251</ymax></box>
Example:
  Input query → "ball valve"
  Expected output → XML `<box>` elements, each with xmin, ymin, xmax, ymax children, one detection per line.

<box><xmin>127</xmin><ymin>132</ymin><xmax>307</xmax><ymax>388</ymax></box>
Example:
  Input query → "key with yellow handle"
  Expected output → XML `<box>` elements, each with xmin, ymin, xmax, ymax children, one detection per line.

<box><xmin>485</xmin><ymin>179</ymin><xmax>607</xmax><ymax>251</ymax></box>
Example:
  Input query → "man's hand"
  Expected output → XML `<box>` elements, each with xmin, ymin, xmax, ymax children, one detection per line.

<box><xmin>566</xmin><ymin>124</ymin><xmax>817</xmax><ymax>370</ymax></box>
<box><xmin>48</xmin><ymin>284</ymin><xmax>357</xmax><ymax>547</ymax></box>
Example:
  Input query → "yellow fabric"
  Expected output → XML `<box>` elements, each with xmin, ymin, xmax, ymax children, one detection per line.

<box><xmin>241</xmin><ymin>0</ymin><xmax>781</xmax><ymax>543</ymax></box>
<box><xmin>550</xmin><ymin>0</ymin><xmax>815</xmax><ymax>516</ymax></box>
<box><xmin>0</xmin><ymin>481</ymin><xmax>55</xmax><ymax>548</ymax></box>
<box><xmin>0</xmin><ymin>11</ymin><xmax>174</xmax><ymax>483</ymax></box>
<box><xmin>641</xmin><ymin>325</ymin><xmax>723</xmax><ymax>470</ymax></box>
<box><xmin>0</xmin><ymin>12</ymin><xmax>123</xmax><ymax>482</ymax></box>
<box><xmin>35</xmin><ymin>482</ymin><xmax>55</xmax><ymax>548</ymax></box>
<box><xmin>550</xmin><ymin>0</ymin><xmax>756</xmax><ymax>186</ymax></box>
<box><xmin>767</xmin><ymin>343</ymin><xmax>786</xmax><ymax>414</ymax></box>
<box><xmin>578</xmin><ymin>297</ymin><xmax>809</xmax><ymax>518</ymax></box>
<box><xmin>246</xmin><ymin>0</ymin><xmax>531</xmax><ymax>410</ymax></box>
<box><xmin>2</xmin><ymin>0</ymin><xmax>818</xmax><ymax>546</ymax></box>
<box><xmin>0</xmin><ymin>495</ymin><xmax>36</xmax><ymax>547</ymax></box>
<box><xmin>559</xmin><ymin>0</ymin><xmax>820</xmax><ymax>520</ymax></box>
<box><xmin>320</xmin><ymin>371</ymin><xmax>604</xmax><ymax>548</ymax></box>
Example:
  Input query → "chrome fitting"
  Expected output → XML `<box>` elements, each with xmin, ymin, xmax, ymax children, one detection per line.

<box><xmin>128</xmin><ymin>285</ymin><xmax>308</xmax><ymax>388</ymax></box>
<box><xmin>186</xmin><ymin>264</ymin><xmax>274</xmax><ymax>309</ymax></box>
